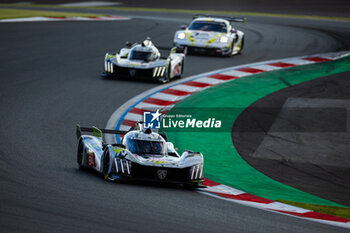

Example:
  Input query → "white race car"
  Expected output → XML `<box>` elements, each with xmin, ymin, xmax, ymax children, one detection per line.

<box><xmin>103</xmin><ymin>38</ymin><xmax>185</xmax><ymax>83</ymax></box>
<box><xmin>76</xmin><ymin>123</ymin><xmax>204</xmax><ymax>187</ymax></box>
<box><xmin>174</xmin><ymin>15</ymin><xmax>246</xmax><ymax>56</ymax></box>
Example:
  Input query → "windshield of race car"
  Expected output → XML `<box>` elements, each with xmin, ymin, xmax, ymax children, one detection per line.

<box><xmin>127</xmin><ymin>139</ymin><xmax>166</xmax><ymax>156</ymax></box>
<box><xmin>188</xmin><ymin>21</ymin><xmax>227</xmax><ymax>33</ymax></box>
<box><xmin>129</xmin><ymin>50</ymin><xmax>153</xmax><ymax>62</ymax></box>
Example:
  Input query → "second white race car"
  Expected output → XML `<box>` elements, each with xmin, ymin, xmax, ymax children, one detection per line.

<box><xmin>174</xmin><ymin>15</ymin><xmax>246</xmax><ymax>56</ymax></box>
<box><xmin>103</xmin><ymin>38</ymin><xmax>185</xmax><ymax>83</ymax></box>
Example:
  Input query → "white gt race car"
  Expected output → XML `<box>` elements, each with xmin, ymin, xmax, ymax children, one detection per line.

<box><xmin>174</xmin><ymin>15</ymin><xmax>246</xmax><ymax>56</ymax></box>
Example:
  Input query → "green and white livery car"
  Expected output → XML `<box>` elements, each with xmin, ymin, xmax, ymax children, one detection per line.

<box><xmin>76</xmin><ymin>123</ymin><xmax>204</xmax><ymax>187</ymax></box>
<box><xmin>103</xmin><ymin>38</ymin><xmax>185</xmax><ymax>83</ymax></box>
<box><xmin>174</xmin><ymin>15</ymin><xmax>246</xmax><ymax>56</ymax></box>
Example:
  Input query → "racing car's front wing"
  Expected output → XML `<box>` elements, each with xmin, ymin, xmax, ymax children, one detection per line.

<box><xmin>111</xmin><ymin>157</ymin><xmax>204</xmax><ymax>184</ymax></box>
<box><xmin>176</xmin><ymin>44</ymin><xmax>231</xmax><ymax>56</ymax></box>
<box><xmin>103</xmin><ymin>60</ymin><xmax>167</xmax><ymax>81</ymax></box>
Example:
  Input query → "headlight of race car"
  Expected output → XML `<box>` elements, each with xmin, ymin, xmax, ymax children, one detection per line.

<box><xmin>153</xmin><ymin>66</ymin><xmax>166</xmax><ymax>77</ymax></box>
<box><xmin>219</xmin><ymin>36</ymin><xmax>229</xmax><ymax>43</ymax></box>
<box><xmin>190</xmin><ymin>164</ymin><xmax>204</xmax><ymax>180</ymax></box>
<box><xmin>114</xmin><ymin>158</ymin><xmax>132</xmax><ymax>175</ymax></box>
<box><xmin>177</xmin><ymin>32</ymin><xmax>186</xmax><ymax>40</ymax></box>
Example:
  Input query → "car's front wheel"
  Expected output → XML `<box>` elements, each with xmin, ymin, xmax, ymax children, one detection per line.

<box><xmin>225</xmin><ymin>41</ymin><xmax>235</xmax><ymax>57</ymax></box>
<box><xmin>77</xmin><ymin>139</ymin><xmax>84</xmax><ymax>169</ymax></box>
<box><xmin>183</xmin><ymin>182</ymin><xmax>202</xmax><ymax>189</ymax></box>
<box><xmin>158</xmin><ymin>64</ymin><xmax>171</xmax><ymax>84</ymax></box>
<box><xmin>238</xmin><ymin>36</ymin><xmax>245</xmax><ymax>54</ymax></box>
<box><xmin>102</xmin><ymin>150</ymin><xmax>111</xmax><ymax>180</ymax></box>
<box><xmin>180</xmin><ymin>59</ymin><xmax>185</xmax><ymax>76</ymax></box>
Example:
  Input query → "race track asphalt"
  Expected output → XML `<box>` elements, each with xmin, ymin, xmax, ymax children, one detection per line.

<box><xmin>0</xmin><ymin>8</ymin><xmax>350</xmax><ymax>233</ymax></box>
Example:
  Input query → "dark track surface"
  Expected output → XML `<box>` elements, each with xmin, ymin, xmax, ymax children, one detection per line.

<box><xmin>232</xmin><ymin>72</ymin><xmax>350</xmax><ymax>206</ymax></box>
<box><xmin>1</xmin><ymin>7</ymin><xmax>350</xmax><ymax>233</ymax></box>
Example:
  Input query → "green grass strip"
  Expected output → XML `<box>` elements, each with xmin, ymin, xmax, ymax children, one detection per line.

<box><xmin>0</xmin><ymin>8</ymin><xmax>105</xmax><ymax>20</ymax></box>
<box><xmin>166</xmin><ymin>56</ymin><xmax>350</xmax><ymax>208</ymax></box>
<box><xmin>1</xmin><ymin>3</ymin><xmax>350</xmax><ymax>22</ymax></box>
<box><xmin>278</xmin><ymin>200</ymin><xmax>350</xmax><ymax>219</ymax></box>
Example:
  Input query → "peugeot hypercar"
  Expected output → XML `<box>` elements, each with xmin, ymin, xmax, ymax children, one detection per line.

<box><xmin>174</xmin><ymin>15</ymin><xmax>246</xmax><ymax>56</ymax></box>
<box><xmin>103</xmin><ymin>38</ymin><xmax>185</xmax><ymax>83</ymax></box>
<box><xmin>76</xmin><ymin>123</ymin><xmax>204</xmax><ymax>187</ymax></box>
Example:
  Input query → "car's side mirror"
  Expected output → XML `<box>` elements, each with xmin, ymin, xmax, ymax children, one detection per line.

<box><xmin>180</xmin><ymin>24</ymin><xmax>187</xmax><ymax>30</ymax></box>
<box><xmin>166</xmin><ymin>142</ymin><xmax>175</xmax><ymax>152</ymax></box>
<box><xmin>125</xmin><ymin>41</ymin><xmax>132</xmax><ymax>48</ymax></box>
<box><xmin>170</xmin><ymin>47</ymin><xmax>177</xmax><ymax>54</ymax></box>
<box><xmin>167</xmin><ymin>142</ymin><xmax>180</xmax><ymax>157</ymax></box>
<box><xmin>111</xmin><ymin>143</ymin><xmax>126</xmax><ymax>148</ymax></box>
<box><xmin>231</xmin><ymin>29</ymin><xmax>237</xmax><ymax>33</ymax></box>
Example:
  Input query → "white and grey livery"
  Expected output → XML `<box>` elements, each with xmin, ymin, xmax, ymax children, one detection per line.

<box><xmin>76</xmin><ymin>123</ymin><xmax>204</xmax><ymax>187</ymax></box>
<box><xmin>103</xmin><ymin>38</ymin><xmax>185</xmax><ymax>83</ymax></box>
<box><xmin>174</xmin><ymin>15</ymin><xmax>246</xmax><ymax>56</ymax></box>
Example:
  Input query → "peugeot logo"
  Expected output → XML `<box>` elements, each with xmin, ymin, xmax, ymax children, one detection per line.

<box><xmin>157</xmin><ymin>170</ymin><xmax>167</xmax><ymax>180</ymax></box>
<box><xmin>129</xmin><ymin>69</ymin><xmax>136</xmax><ymax>77</ymax></box>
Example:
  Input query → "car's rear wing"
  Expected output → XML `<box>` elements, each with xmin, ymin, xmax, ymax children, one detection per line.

<box><xmin>76</xmin><ymin>124</ymin><xmax>129</xmax><ymax>140</ymax></box>
<box><xmin>192</xmin><ymin>14</ymin><xmax>247</xmax><ymax>23</ymax></box>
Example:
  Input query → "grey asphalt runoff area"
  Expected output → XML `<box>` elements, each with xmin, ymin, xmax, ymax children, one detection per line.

<box><xmin>1</xmin><ymin>2</ymin><xmax>350</xmax><ymax>233</ymax></box>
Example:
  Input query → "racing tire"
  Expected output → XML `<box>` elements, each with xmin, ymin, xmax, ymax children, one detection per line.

<box><xmin>238</xmin><ymin>36</ymin><xmax>245</xmax><ymax>54</ymax></box>
<box><xmin>102</xmin><ymin>150</ymin><xmax>111</xmax><ymax>180</ymax></box>
<box><xmin>158</xmin><ymin>64</ymin><xmax>171</xmax><ymax>84</ymax></box>
<box><xmin>102</xmin><ymin>72</ymin><xmax>112</xmax><ymax>79</ymax></box>
<box><xmin>183</xmin><ymin>47</ymin><xmax>188</xmax><ymax>56</ymax></box>
<box><xmin>226</xmin><ymin>42</ymin><xmax>235</xmax><ymax>57</ymax></box>
<box><xmin>77</xmin><ymin>139</ymin><xmax>84</xmax><ymax>169</ymax></box>
<box><xmin>180</xmin><ymin>59</ymin><xmax>185</xmax><ymax>76</ymax></box>
<box><xmin>183</xmin><ymin>182</ymin><xmax>202</xmax><ymax>190</ymax></box>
